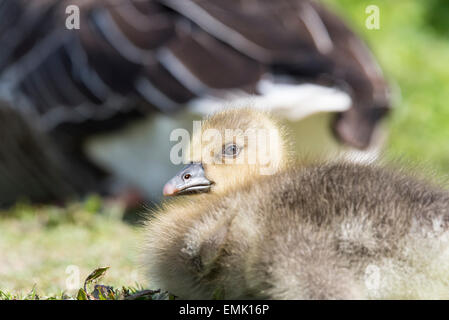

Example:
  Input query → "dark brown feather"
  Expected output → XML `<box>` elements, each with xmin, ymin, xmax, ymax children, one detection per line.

<box><xmin>0</xmin><ymin>0</ymin><xmax>391</xmax><ymax>205</ymax></box>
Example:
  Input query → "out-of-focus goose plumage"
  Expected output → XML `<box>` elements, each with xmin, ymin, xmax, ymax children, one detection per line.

<box><xmin>0</xmin><ymin>0</ymin><xmax>390</xmax><ymax>206</ymax></box>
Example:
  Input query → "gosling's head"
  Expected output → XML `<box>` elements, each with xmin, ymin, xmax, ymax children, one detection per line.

<box><xmin>163</xmin><ymin>108</ymin><xmax>289</xmax><ymax>196</ymax></box>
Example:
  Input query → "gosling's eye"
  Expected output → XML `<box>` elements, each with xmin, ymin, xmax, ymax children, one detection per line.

<box><xmin>223</xmin><ymin>144</ymin><xmax>240</xmax><ymax>158</ymax></box>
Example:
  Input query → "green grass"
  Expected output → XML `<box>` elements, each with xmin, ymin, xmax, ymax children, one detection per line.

<box><xmin>1</xmin><ymin>1</ymin><xmax>449</xmax><ymax>299</ymax></box>
<box><xmin>0</xmin><ymin>265</ymin><xmax>174</xmax><ymax>300</ymax></box>
<box><xmin>0</xmin><ymin>197</ymin><xmax>152</xmax><ymax>299</ymax></box>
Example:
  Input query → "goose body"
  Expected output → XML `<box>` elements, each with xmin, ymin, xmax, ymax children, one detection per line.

<box><xmin>0</xmin><ymin>0</ymin><xmax>390</xmax><ymax>205</ymax></box>
<box><xmin>144</xmin><ymin>163</ymin><xmax>449</xmax><ymax>299</ymax></box>
<box><xmin>143</xmin><ymin>108</ymin><xmax>449</xmax><ymax>299</ymax></box>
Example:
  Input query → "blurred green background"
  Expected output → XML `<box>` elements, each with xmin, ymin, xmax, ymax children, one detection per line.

<box><xmin>1</xmin><ymin>0</ymin><xmax>448</xmax><ymax>298</ymax></box>
<box><xmin>326</xmin><ymin>0</ymin><xmax>449</xmax><ymax>176</ymax></box>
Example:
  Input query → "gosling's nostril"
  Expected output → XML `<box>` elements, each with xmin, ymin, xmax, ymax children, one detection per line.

<box><xmin>163</xmin><ymin>162</ymin><xmax>211</xmax><ymax>196</ymax></box>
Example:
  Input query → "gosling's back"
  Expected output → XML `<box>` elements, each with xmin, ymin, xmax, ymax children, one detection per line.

<box><xmin>143</xmin><ymin>163</ymin><xmax>449</xmax><ymax>299</ymax></box>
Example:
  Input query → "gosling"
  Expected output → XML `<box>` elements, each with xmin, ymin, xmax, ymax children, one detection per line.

<box><xmin>144</xmin><ymin>108</ymin><xmax>449</xmax><ymax>299</ymax></box>
<box><xmin>162</xmin><ymin>108</ymin><xmax>290</xmax><ymax>196</ymax></box>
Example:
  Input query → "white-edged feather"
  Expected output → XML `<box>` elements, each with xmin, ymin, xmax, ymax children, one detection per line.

<box><xmin>188</xmin><ymin>79</ymin><xmax>352</xmax><ymax>121</ymax></box>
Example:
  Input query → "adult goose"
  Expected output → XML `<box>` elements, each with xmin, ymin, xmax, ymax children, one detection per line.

<box><xmin>0</xmin><ymin>0</ymin><xmax>390</xmax><ymax>206</ymax></box>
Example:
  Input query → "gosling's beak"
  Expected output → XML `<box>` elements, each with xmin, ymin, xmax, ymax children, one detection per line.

<box><xmin>163</xmin><ymin>163</ymin><xmax>213</xmax><ymax>196</ymax></box>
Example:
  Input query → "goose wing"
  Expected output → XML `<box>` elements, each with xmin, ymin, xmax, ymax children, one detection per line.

<box><xmin>0</xmin><ymin>0</ymin><xmax>390</xmax><ymax>205</ymax></box>
<box><xmin>0</xmin><ymin>0</ymin><xmax>390</xmax><ymax>146</ymax></box>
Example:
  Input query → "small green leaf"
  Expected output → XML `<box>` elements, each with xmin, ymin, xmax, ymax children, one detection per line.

<box><xmin>76</xmin><ymin>289</ymin><xmax>88</xmax><ymax>300</ymax></box>
<box><xmin>84</xmin><ymin>267</ymin><xmax>110</xmax><ymax>292</ymax></box>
